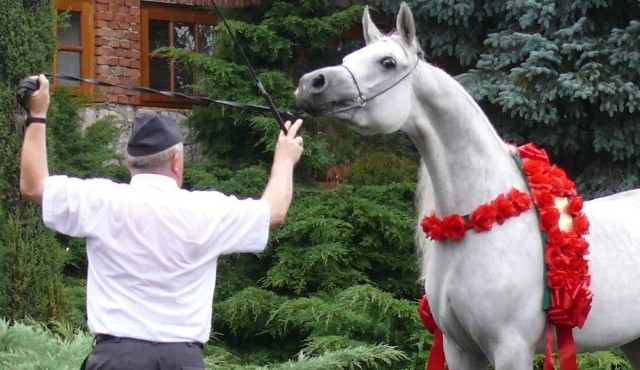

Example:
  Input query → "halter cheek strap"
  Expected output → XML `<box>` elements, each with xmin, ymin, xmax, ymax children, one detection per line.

<box><xmin>332</xmin><ymin>57</ymin><xmax>421</xmax><ymax>114</ymax></box>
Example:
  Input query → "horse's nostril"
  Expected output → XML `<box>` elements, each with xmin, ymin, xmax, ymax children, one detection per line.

<box><xmin>311</xmin><ymin>74</ymin><xmax>326</xmax><ymax>89</ymax></box>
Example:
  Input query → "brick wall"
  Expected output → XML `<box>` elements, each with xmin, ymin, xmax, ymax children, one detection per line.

<box><xmin>142</xmin><ymin>0</ymin><xmax>261</xmax><ymax>5</ymax></box>
<box><xmin>93</xmin><ymin>0</ymin><xmax>259</xmax><ymax>105</ymax></box>
<box><xmin>94</xmin><ymin>0</ymin><xmax>141</xmax><ymax>105</ymax></box>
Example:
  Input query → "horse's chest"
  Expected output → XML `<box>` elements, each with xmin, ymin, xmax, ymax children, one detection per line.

<box><xmin>424</xmin><ymin>222</ymin><xmax>545</xmax><ymax>347</ymax></box>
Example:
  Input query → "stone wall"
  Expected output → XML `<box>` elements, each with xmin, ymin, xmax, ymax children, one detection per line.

<box><xmin>79</xmin><ymin>105</ymin><xmax>204</xmax><ymax>163</ymax></box>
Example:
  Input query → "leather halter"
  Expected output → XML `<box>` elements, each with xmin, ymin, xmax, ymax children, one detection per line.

<box><xmin>331</xmin><ymin>56</ymin><xmax>421</xmax><ymax>115</ymax></box>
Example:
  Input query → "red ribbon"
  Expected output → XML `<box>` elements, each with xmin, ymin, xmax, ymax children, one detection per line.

<box><xmin>556</xmin><ymin>326</ymin><xmax>578</xmax><ymax>370</ymax></box>
<box><xmin>548</xmin><ymin>285</ymin><xmax>592</xmax><ymax>329</ymax></box>
<box><xmin>543</xmin><ymin>321</ymin><xmax>554</xmax><ymax>370</ymax></box>
<box><xmin>418</xmin><ymin>296</ymin><xmax>447</xmax><ymax>370</ymax></box>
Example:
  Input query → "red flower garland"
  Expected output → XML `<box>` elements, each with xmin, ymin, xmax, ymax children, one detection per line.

<box><xmin>420</xmin><ymin>188</ymin><xmax>531</xmax><ymax>242</ymax></box>
<box><xmin>418</xmin><ymin>143</ymin><xmax>592</xmax><ymax>370</ymax></box>
<box><xmin>517</xmin><ymin>143</ymin><xmax>592</xmax><ymax>330</ymax></box>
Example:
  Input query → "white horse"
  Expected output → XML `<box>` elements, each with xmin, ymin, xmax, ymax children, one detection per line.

<box><xmin>295</xmin><ymin>2</ymin><xmax>640</xmax><ymax>369</ymax></box>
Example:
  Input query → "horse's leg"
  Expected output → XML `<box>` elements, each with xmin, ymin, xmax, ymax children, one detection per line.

<box><xmin>443</xmin><ymin>337</ymin><xmax>489</xmax><ymax>370</ymax></box>
<box><xmin>620</xmin><ymin>339</ymin><xmax>640</xmax><ymax>368</ymax></box>
<box><xmin>489</xmin><ymin>335</ymin><xmax>534</xmax><ymax>370</ymax></box>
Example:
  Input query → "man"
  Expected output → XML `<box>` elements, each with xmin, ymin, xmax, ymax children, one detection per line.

<box><xmin>19</xmin><ymin>74</ymin><xmax>304</xmax><ymax>369</ymax></box>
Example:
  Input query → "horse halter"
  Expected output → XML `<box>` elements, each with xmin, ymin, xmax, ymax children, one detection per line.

<box><xmin>332</xmin><ymin>55</ymin><xmax>421</xmax><ymax>115</ymax></box>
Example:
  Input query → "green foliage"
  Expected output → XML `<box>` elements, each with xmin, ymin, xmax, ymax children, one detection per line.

<box><xmin>184</xmin><ymin>161</ymin><xmax>268</xmax><ymax>197</ymax></box>
<box><xmin>532</xmin><ymin>349</ymin><xmax>632</xmax><ymax>369</ymax></box>
<box><xmin>378</xmin><ymin>0</ymin><xmax>640</xmax><ymax>198</ymax></box>
<box><xmin>0</xmin><ymin>319</ymin><xmax>92</xmax><ymax>370</ymax></box>
<box><xmin>0</xmin><ymin>0</ymin><xmax>71</xmax><ymax>324</ymax></box>
<box><xmin>0</xmin><ymin>207</ymin><xmax>67</xmax><ymax>322</ymax></box>
<box><xmin>350</xmin><ymin>151</ymin><xmax>418</xmax><ymax>186</ymax></box>
<box><xmin>0</xmin><ymin>1</ymin><xmax>124</xmax><ymax>324</ymax></box>
<box><xmin>0</xmin><ymin>318</ymin><xmax>411</xmax><ymax>370</ymax></box>
<box><xmin>213</xmin><ymin>284</ymin><xmax>426</xmax><ymax>369</ymax></box>
<box><xmin>209</xmin><ymin>181</ymin><xmax>427</xmax><ymax>368</ymax></box>
<box><xmin>160</xmin><ymin>1</ymin><xmax>367</xmax><ymax>181</ymax></box>
<box><xmin>263</xmin><ymin>183</ymin><xmax>418</xmax><ymax>297</ymax></box>
<box><xmin>47</xmin><ymin>89</ymin><xmax>126</xmax><ymax>181</ymax></box>
<box><xmin>372</xmin><ymin>1</ymin><xmax>640</xmax><ymax>199</ymax></box>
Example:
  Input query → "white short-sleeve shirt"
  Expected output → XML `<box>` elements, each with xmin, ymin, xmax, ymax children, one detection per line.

<box><xmin>42</xmin><ymin>174</ymin><xmax>270</xmax><ymax>343</ymax></box>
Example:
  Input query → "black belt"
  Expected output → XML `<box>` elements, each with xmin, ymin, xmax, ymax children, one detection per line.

<box><xmin>95</xmin><ymin>334</ymin><xmax>203</xmax><ymax>350</ymax></box>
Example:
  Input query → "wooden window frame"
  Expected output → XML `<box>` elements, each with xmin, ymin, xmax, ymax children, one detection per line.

<box><xmin>141</xmin><ymin>4</ymin><xmax>217</xmax><ymax>106</ymax></box>
<box><xmin>55</xmin><ymin>0</ymin><xmax>95</xmax><ymax>96</ymax></box>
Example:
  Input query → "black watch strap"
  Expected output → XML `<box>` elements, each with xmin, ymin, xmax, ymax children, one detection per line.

<box><xmin>26</xmin><ymin>116</ymin><xmax>47</xmax><ymax>127</ymax></box>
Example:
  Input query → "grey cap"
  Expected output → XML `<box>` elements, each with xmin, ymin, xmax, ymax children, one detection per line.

<box><xmin>126</xmin><ymin>113</ymin><xmax>183</xmax><ymax>156</ymax></box>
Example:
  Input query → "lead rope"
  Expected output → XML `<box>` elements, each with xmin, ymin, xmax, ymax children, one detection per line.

<box><xmin>46</xmin><ymin>74</ymin><xmax>304</xmax><ymax>120</ymax></box>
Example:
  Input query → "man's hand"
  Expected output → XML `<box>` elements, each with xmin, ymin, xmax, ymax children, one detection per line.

<box><xmin>27</xmin><ymin>74</ymin><xmax>50</xmax><ymax>118</ymax></box>
<box><xmin>273</xmin><ymin>119</ymin><xmax>304</xmax><ymax>166</ymax></box>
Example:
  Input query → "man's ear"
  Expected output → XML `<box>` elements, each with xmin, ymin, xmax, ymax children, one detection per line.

<box><xmin>171</xmin><ymin>152</ymin><xmax>182</xmax><ymax>174</ymax></box>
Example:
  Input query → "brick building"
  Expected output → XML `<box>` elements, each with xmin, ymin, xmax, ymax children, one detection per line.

<box><xmin>56</xmin><ymin>0</ymin><xmax>260</xmax><ymax>108</ymax></box>
<box><xmin>55</xmin><ymin>0</ymin><xmax>262</xmax><ymax>156</ymax></box>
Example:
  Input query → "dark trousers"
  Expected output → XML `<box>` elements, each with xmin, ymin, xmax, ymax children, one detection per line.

<box><xmin>82</xmin><ymin>336</ymin><xmax>205</xmax><ymax>370</ymax></box>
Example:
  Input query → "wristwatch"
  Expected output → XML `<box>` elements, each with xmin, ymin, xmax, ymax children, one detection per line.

<box><xmin>25</xmin><ymin>115</ymin><xmax>47</xmax><ymax>127</ymax></box>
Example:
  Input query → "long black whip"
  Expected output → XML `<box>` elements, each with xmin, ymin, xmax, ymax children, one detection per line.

<box><xmin>210</xmin><ymin>0</ymin><xmax>289</xmax><ymax>134</ymax></box>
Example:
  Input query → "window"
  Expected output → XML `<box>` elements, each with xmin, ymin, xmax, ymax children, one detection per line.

<box><xmin>141</xmin><ymin>4</ymin><xmax>217</xmax><ymax>104</ymax></box>
<box><xmin>55</xmin><ymin>0</ymin><xmax>94</xmax><ymax>94</ymax></box>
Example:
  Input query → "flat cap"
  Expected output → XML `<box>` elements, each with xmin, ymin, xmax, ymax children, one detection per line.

<box><xmin>126</xmin><ymin>113</ymin><xmax>183</xmax><ymax>156</ymax></box>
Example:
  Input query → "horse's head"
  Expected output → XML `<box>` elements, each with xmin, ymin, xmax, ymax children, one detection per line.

<box><xmin>295</xmin><ymin>2</ymin><xmax>422</xmax><ymax>135</ymax></box>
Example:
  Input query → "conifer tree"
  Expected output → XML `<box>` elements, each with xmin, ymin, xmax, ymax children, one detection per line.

<box><xmin>377</xmin><ymin>0</ymin><xmax>640</xmax><ymax>198</ymax></box>
<box><xmin>0</xmin><ymin>0</ymin><xmax>68</xmax><ymax>322</ymax></box>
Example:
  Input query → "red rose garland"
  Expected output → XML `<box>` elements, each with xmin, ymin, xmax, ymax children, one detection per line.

<box><xmin>518</xmin><ymin>144</ymin><xmax>591</xmax><ymax>370</ymax></box>
<box><xmin>418</xmin><ymin>143</ymin><xmax>592</xmax><ymax>370</ymax></box>
<box><xmin>420</xmin><ymin>188</ymin><xmax>531</xmax><ymax>242</ymax></box>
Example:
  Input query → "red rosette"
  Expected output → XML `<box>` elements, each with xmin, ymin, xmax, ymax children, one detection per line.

<box><xmin>492</xmin><ymin>194</ymin><xmax>517</xmax><ymax>224</ymax></box>
<box><xmin>539</xmin><ymin>207</ymin><xmax>560</xmax><ymax>232</ymax></box>
<box><xmin>571</xmin><ymin>285</ymin><xmax>593</xmax><ymax>329</ymax></box>
<box><xmin>545</xmin><ymin>244</ymin><xmax>571</xmax><ymax>272</ymax></box>
<box><xmin>548</xmin><ymin>285</ymin><xmax>592</xmax><ymax>328</ymax></box>
<box><xmin>529</xmin><ymin>173</ymin><xmax>554</xmax><ymax>192</ymax></box>
<box><xmin>562</xmin><ymin>178</ymin><xmax>577</xmax><ymax>196</ymax></box>
<box><xmin>573</xmin><ymin>212</ymin><xmax>590</xmax><ymax>235</ymax></box>
<box><xmin>547</xmin><ymin>269</ymin><xmax>569</xmax><ymax>290</ymax></box>
<box><xmin>569</xmin><ymin>235</ymin><xmax>590</xmax><ymax>257</ymax></box>
<box><xmin>548</xmin><ymin>175</ymin><xmax>565</xmax><ymax>194</ymax></box>
<box><xmin>572</xmin><ymin>258</ymin><xmax>590</xmax><ymax>276</ymax></box>
<box><xmin>441</xmin><ymin>214</ymin><xmax>468</xmax><ymax>242</ymax></box>
<box><xmin>568</xmin><ymin>196</ymin><xmax>584</xmax><ymax>215</ymax></box>
<box><xmin>547</xmin><ymin>228</ymin><xmax>569</xmax><ymax>249</ymax></box>
<box><xmin>516</xmin><ymin>143</ymin><xmax>550</xmax><ymax>164</ymax></box>
<box><xmin>469</xmin><ymin>203</ymin><xmax>497</xmax><ymax>232</ymax></box>
<box><xmin>507</xmin><ymin>189</ymin><xmax>532</xmax><ymax>214</ymax></box>
<box><xmin>533</xmin><ymin>190</ymin><xmax>555</xmax><ymax>208</ymax></box>
<box><xmin>421</xmin><ymin>215</ymin><xmax>444</xmax><ymax>241</ymax></box>
<box><xmin>548</xmin><ymin>165</ymin><xmax>567</xmax><ymax>180</ymax></box>
<box><xmin>522</xmin><ymin>158</ymin><xmax>548</xmax><ymax>177</ymax></box>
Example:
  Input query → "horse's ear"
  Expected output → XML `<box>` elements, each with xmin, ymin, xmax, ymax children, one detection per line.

<box><xmin>362</xmin><ymin>6</ymin><xmax>383</xmax><ymax>45</ymax></box>
<box><xmin>396</xmin><ymin>2</ymin><xmax>416</xmax><ymax>47</ymax></box>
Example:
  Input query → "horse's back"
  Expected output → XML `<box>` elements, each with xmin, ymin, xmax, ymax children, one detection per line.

<box><xmin>573</xmin><ymin>189</ymin><xmax>640</xmax><ymax>350</ymax></box>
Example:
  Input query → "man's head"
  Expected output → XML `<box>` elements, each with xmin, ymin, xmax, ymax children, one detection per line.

<box><xmin>125</xmin><ymin>113</ymin><xmax>184</xmax><ymax>187</ymax></box>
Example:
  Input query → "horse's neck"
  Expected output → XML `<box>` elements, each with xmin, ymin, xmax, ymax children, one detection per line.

<box><xmin>405</xmin><ymin>63</ymin><xmax>525</xmax><ymax>216</ymax></box>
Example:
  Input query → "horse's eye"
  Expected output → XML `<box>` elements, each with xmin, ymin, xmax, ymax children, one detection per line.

<box><xmin>380</xmin><ymin>57</ymin><xmax>396</xmax><ymax>69</ymax></box>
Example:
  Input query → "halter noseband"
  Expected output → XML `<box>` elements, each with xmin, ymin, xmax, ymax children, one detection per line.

<box><xmin>332</xmin><ymin>56</ymin><xmax>421</xmax><ymax>115</ymax></box>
